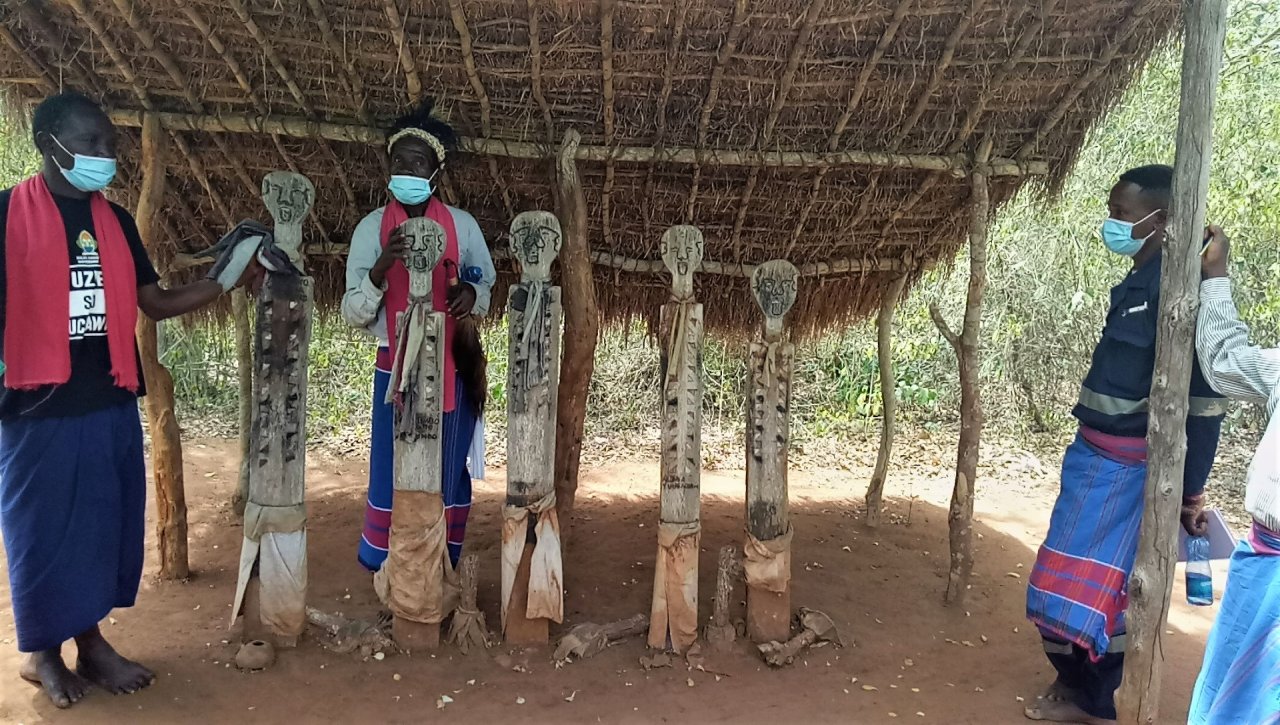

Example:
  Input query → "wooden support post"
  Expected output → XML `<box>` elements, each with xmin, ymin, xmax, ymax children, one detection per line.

<box><xmin>232</xmin><ymin>171</ymin><xmax>315</xmax><ymax>648</ymax></box>
<box><xmin>929</xmin><ymin>140</ymin><xmax>992</xmax><ymax>606</ymax></box>
<box><xmin>386</xmin><ymin>217</ymin><xmax>450</xmax><ymax>652</ymax></box>
<box><xmin>135</xmin><ymin>114</ymin><xmax>189</xmax><ymax>580</ymax></box>
<box><xmin>648</xmin><ymin>225</ymin><xmax>705</xmax><ymax>653</ymax></box>
<box><xmin>553</xmin><ymin>129</ymin><xmax>598</xmax><ymax>528</ymax></box>
<box><xmin>866</xmin><ymin>273</ymin><xmax>908</xmax><ymax>528</ymax></box>
<box><xmin>232</xmin><ymin>290</ymin><xmax>252</xmax><ymax>516</ymax></box>
<box><xmin>502</xmin><ymin>210</ymin><xmax>565</xmax><ymax>644</ymax></box>
<box><xmin>744</xmin><ymin>260</ymin><xmax>799</xmax><ymax>644</ymax></box>
<box><xmin>1117</xmin><ymin>2</ymin><xmax>1226</xmax><ymax>722</ymax></box>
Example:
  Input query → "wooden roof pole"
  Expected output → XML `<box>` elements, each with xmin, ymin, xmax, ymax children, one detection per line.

<box><xmin>638</xmin><ymin>0</ymin><xmax>690</xmax><ymax>241</ymax></box>
<box><xmin>524</xmin><ymin>0</ymin><xmax>555</xmax><ymax>144</ymax></box>
<box><xmin>599</xmin><ymin>0</ymin><xmax>617</xmax><ymax>250</ymax></box>
<box><xmin>135</xmin><ymin>114</ymin><xmax>190</xmax><ymax>580</ymax></box>
<box><xmin>928</xmin><ymin>138</ymin><xmax>992</xmax><ymax>606</ymax></box>
<box><xmin>684</xmin><ymin>0</ymin><xmax>750</xmax><ymax>223</ymax></box>
<box><xmin>865</xmin><ymin>271</ymin><xmax>909</xmax><ymax>528</ymax></box>
<box><xmin>1116</xmin><ymin>2</ymin><xmax>1226</xmax><ymax>722</ymax></box>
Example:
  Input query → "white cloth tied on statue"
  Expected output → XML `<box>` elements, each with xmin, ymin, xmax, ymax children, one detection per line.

<box><xmin>648</xmin><ymin>521</ymin><xmax>701</xmax><ymax>652</ymax></box>
<box><xmin>743</xmin><ymin>524</ymin><xmax>793</xmax><ymax>594</ymax></box>
<box><xmin>373</xmin><ymin>492</ymin><xmax>459</xmax><ymax>624</ymax></box>
<box><xmin>500</xmin><ymin>490</ymin><xmax>563</xmax><ymax>629</ymax></box>
<box><xmin>512</xmin><ymin>281</ymin><xmax>551</xmax><ymax>412</ymax></box>
<box><xmin>230</xmin><ymin>502</ymin><xmax>308</xmax><ymax>634</ymax></box>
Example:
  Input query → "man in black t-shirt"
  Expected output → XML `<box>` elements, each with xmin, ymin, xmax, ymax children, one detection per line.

<box><xmin>0</xmin><ymin>92</ymin><xmax>258</xmax><ymax>709</ymax></box>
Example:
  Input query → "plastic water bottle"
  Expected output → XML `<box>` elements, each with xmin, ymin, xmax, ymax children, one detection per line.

<box><xmin>1186</xmin><ymin>535</ymin><xmax>1213</xmax><ymax>606</ymax></box>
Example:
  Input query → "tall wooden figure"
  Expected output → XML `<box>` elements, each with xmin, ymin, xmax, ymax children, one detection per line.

<box><xmin>232</xmin><ymin>171</ymin><xmax>315</xmax><ymax>648</ymax></box>
<box><xmin>383</xmin><ymin>217</ymin><xmax>452</xmax><ymax>651</ymax></box>
<box><xmin>502</xmin><ymin>211</ymin><xmax>565</xmax><ymax>644</ymax></box>
<box><xmin>648</xmin><ymin>225</ymin><xmax>705</xmax><ymax>654</ymax></box>
<box><xmin>744</xmin><ymin>260</ymin><xmax>799</xmax><ymax>644</ymax></box>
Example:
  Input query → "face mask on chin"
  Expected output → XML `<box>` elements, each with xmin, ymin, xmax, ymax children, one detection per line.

<box><xmin>51</xmin><ymin>135</ymin><xmax>117</xmax><ymax>193</ymax></box>
<box><xmin>1099</xmin><ymin>209</ymin><xmax>1161</xmax><ymax>257</ymax></box>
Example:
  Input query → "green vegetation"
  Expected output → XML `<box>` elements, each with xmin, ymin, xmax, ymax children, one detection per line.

<box><xmin>1</xmin><ymin>4</ymin><xmax>1277</xmax><ymax>453</ymax></box>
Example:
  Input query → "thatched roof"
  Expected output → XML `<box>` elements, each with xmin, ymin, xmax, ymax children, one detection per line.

<box><xmin>0</xmin><ymin>0</ymin><xmax>1179</xmax><ymax>334</ymax></box>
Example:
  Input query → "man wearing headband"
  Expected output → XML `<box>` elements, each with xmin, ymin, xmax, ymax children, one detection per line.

<box><xmin>341</xmin><ymin>98</ymin><xmax>495</xmax><ymax>574</ymax></box>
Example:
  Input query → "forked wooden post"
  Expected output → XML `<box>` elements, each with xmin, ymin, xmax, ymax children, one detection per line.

<box><xmin>553</xmin><ymin>129</ymin><xmax>599</xmax><ymax>528</ymax></box>
<box><xmin>134</xmin><ymin>113</ymin><xmax>189</xmax><ymax>579</ymax></box>
<box><xmin>929</xmin><ymin>139</ymin><xmax>992</xmax><ymax>605</ymax></box>
<box><xmin>1117</xmin><ymin>2</ymin><xmax>1227</xmax><ymax>722</ymax></box>
<box><xmin>502</xmin><ymin>210</ymin><xmax>565</xmax><ymax>644</ymax></box>
<box><xmin>865</xmin><ymin>273</ymin><xmax>908</xmax><ymax>528</ymax></box>
<box><xmin>385</xmin><ymin>217</ymin><xmax>450</xmax><ymax>652</ymax></box>
<box><xmin>231</xmin><ymin>171</ymin><xmax>315</xmax><ymax>648</ymax></box>
<box><xmin>744</xmin><ymin>260</ymin><xmax>799</xmax><ymax>643</ymax></box>
<box><xmin>648</xmin><ymin>225</ymin><xmax>705</xmax><ymax>654</ymax></box>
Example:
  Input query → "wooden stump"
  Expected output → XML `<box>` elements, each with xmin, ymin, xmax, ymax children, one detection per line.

<box><xmin>502</xmin><ymin>211</ymin><xmax>565</xmax><ymax>643</ymax></box>
<box><xmin>705</xmin><ymin>545</ymin><xmax>741</xmax><ymax>650</ymax></box>
<box><xmin>743</xmin><ymin>261</ymin><xmax>798</xmax><ymax>645</ymax></box>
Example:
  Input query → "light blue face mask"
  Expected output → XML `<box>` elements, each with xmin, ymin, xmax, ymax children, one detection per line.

<box><xmin>1100</xmin><ymin>209</ymin><xmax>1161</xmax><ymax>257</ymax></box>
<box><xmin>388</xmin><ymin>172</ymin><xmax>437</xmax><ymax>206</ymax></box>
<box><xmin>52</xmin><ymin>135</ymin><xmax>117</xmax><ymax>193</ymax></box>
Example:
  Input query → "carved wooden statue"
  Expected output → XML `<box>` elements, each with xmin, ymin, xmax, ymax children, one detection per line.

<box><xmin>501</xmin><ymin>211</ymin><xmax>564</xmax><ymax>644</ymax></box>
<box><xmin>648</xmin><ymin>225</ymin><xmax>705</xmax><ymax>653</ymax></box>
<box><xmin>743</xmin><ymin>259</ymin><xmax>798</xmax><ymax>643</ymax></box>
<box><xmin>232</xmin><ymin>171</ymin><xmax>315</xmax><ymax>648</ymax></box>
<box><xmin>383</xmin><ymin>217</ymin><xmax>453</xmax><ymax>651</ymax></box>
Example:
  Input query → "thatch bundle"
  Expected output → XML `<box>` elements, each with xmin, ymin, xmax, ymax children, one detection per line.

<box><xmin>0</xmin><ymin>0</ymin><xmax>1178</xmax><ymax>334</ymax></box>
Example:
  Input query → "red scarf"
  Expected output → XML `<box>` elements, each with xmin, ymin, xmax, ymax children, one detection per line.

<box><xmin>380</xmin><ymin>198</ymin><xmax>459</xmax><ymax>412</ymax></box>
<box><xmin>4</xmin><ymin>174</ymin><xmax>139</xmax><ymax>392</ymax></box>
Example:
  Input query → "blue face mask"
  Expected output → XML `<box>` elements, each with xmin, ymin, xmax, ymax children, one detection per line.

<box><xmin>52</xmin><ymin>136</ymin><xmax>117</xmax><ymax>193</ymax></box>
<box><xmin>1100</xmin><ymin>209</ymin><xmax>1161</xmax><ymax>257</ymax></box>
<box><xmin>388</xmin><ymin>173</ymin><xmax>437</xmax><ymax>206</ymax></box>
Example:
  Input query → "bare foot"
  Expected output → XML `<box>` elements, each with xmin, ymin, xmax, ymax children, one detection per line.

<box><xmin>74</xmin><ymin>629</ymin><xmax>154</xmax><ymax>695</ymax></box>
<box><xmin>1040</xmin><ymin>679</ymin><xmax>1080</xmax><ymax>703</ymax></box>
<box><xmin>19</xmin><ymin>650</ymin><xmax>91</xmax><ymax>709</ymax></box>
<box><xmin>1024</xmin><ymin>698</ymin><xmax>1114</xmax><ymax>724</ymax></box>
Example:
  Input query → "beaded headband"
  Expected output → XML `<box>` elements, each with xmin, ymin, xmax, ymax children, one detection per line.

<box><xmin>386</xmin><ymin>128</ymin><xmax>447</xmax><ymax>164</ymax></box>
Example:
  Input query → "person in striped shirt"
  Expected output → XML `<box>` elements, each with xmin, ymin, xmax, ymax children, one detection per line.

<box><xmin>1189</xmin><ymin>227</ymin><xmax>1280</xmax><ymax>724</ymax></box>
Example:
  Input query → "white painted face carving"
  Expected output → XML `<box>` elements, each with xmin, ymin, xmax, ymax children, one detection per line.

<box><xmin>261</xmin><ymin>171</ymin><xmax>315</xmax><ymax>228</ymax></box>
<box><xmin>509</xmin><ymin>211</ymin><xmax>562</xmax><ymax>282</ymax></box>
<box><xmin>660</xmin><ymin>225</ymin><xmax>704</xmax><ymax>299</ymax></box>
<box><xmin>751</xmin><ymin>259</ymin><xmax>798</xmax><ymax>336</ymax></box>
<box><xmin>400</xmin><ymin>217</ymin><xmax>447</xmax><ymax>299</ymax></box>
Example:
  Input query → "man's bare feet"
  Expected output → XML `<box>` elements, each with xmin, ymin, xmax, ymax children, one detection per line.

<box><xmin>1024</xmin><ymin>698</ymin><xmax>1115</xmax><ymax>724</ymax></box>
<box><xmin>19</xmin><ymin>649</ymin><xmax>90</xmax><ymax>709</ymax></box>
<box><xmin>73</xmin><ymin>627</ymin><xmax>154</xmax><ymax>695</ymax></box>
<box><xmin>1040</xmin><ymin>679</ymin><xmax>1080</xmax><ymax>703</ymax></box>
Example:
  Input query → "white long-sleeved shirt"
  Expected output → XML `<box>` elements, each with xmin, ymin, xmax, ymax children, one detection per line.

<box><xmin>340</xmin><ymin>204</ymin><xmax>497</xmax><ymax>344</ymax></box>
<box><xmin>1196</xmin><ymin>278</ymin><xmax>1280</xmax><ymax>531</ymax></box>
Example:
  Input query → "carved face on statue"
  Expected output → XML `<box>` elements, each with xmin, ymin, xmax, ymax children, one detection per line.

<box><xmin>261</xmin><ymin>171</ymin><xmax>315</xmax><ymax>227</ymax></box>
<box><xmin>751</xmin><ymin>259</ymin><xmax>799</xmax><ymax>339</ymax></box>
<box><xmin>400</xmin><ymin>217</ymin><xmax>447</xmax><ymax>299</ymax></box>
<box><xmin>660</xmin><ymin>225</ymin><xmax>704</xmax><ymax>300</ymax></box>
<box><xmin>509</xmin><ymin>211</ymin><xmax>562</xmax><ymax>283</ymax></box>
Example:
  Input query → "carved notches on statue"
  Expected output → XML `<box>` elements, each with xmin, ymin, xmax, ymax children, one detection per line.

<box><xmin>751</xmin><ymin>260</ymin><xmax>798</xmax><ymax>342</ymax></box>
<box><xmin>392</xmin><ymin>218</ymin><xmax>447</xmax><ymax>453</ymax></box>
<box><xmin>660</xmin><ymin>225</ymin><xmax>704</xmax><ymax>302</ymax></box>
<box><xmin>402</xmin><ymin>217</ymin><xmax>446</xmax><ymax>301</ymax></box>
<box><xmin>261</xmin><ymin>171</ymin><xmax>315</xmax><ymax>270</ymax></box>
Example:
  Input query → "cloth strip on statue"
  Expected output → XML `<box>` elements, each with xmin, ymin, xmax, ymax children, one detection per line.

<box><xmin>500</xmin><ymin>491</ymin><xmax>564</xmax><ymax>628</ymax></box>
<box><xmin>360</xmin><ymin>352</ymin><xmax>476</xmax><ymax>570</ymax></box>
<box><xmin>1189</xmin><ymin>522</ymin><xmax>1280</xmax><ymax>725</ymax></box>
<box><xmin>743</xmin><ymin>525</ymin><xmax>793</xmax><ymax>593</ymax></box>
<box><xmin>375</xmin><ymin>490</ymin><xmax>460</xmax><ymax>624</ymax></box>
<box><xmin>0</xmin><ymin>402</ymin><xmax>145</xmax><ymax>652</ymax></box>
<box><xmin>1027</xmin><ymin>433</ymin><xmax>1145</xmax><ymax>661</ymax></box>
<box><xmin>648</xmin><ymin>522</ymin><xmax>701</xmax><ymax>652</ymax></box>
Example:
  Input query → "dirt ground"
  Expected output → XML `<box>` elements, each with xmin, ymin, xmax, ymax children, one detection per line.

<box><xmin>0</xmin><ymin>432</ymin><xmax>1224</xmax><ymax>724</ymax></box>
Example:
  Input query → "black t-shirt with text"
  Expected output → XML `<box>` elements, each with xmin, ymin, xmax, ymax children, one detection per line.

<box><xmin>0</xmin><ymin>187</ymin><xmax>160</xmax><ymax>419</ymax></box>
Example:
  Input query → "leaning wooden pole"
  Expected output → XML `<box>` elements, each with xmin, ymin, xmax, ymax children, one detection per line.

<box><xmin>134</xmin><ymin>114</ymin><xmax>189</xmax><ymax>580</ymax></box>
<box><xmin>553</xmin><ymin>129</ymin><xmax>599</xmax><ymax>527</ymax></box>
<box><xmin>929</xmin><ymin>139</ymin><xmax>992</xmax><ymax>605</ymax></box>
<box><xmin>232</xmin><ymin>291</ymin><xmax>252</xmax><ymax>517</ymax></box>
<box><xmin>1117</xmin><ymin>2</ymin><xmax>1226</xmax><ymax>722</ymax></box>
<box><xmin>648</xmin><ymin>225</ymin><xmax>705</xmax><ymax>654</ymax></box>
<box><xmin>231</xmin><ymin>171</ymin><xmax>315</xmax><ymax>648</ymax></box>
<box><xmin>502</xmin><ymin>210</ymin><xmax>565</xmax><ymax>644</ymax></box>
<box><xmin>385</xmin><ymin>217</ymin><xmax>451</xmax><ymax>652</ymax></box>
<box><xmin>744</xmin><ymin>260</ymin><xmax>799</xmax><ymax>643</ymax></box>
<box><xmin>865</xmin><ymin>273</ymin><xmax>908</xmax><ymax>528</ymax></box>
